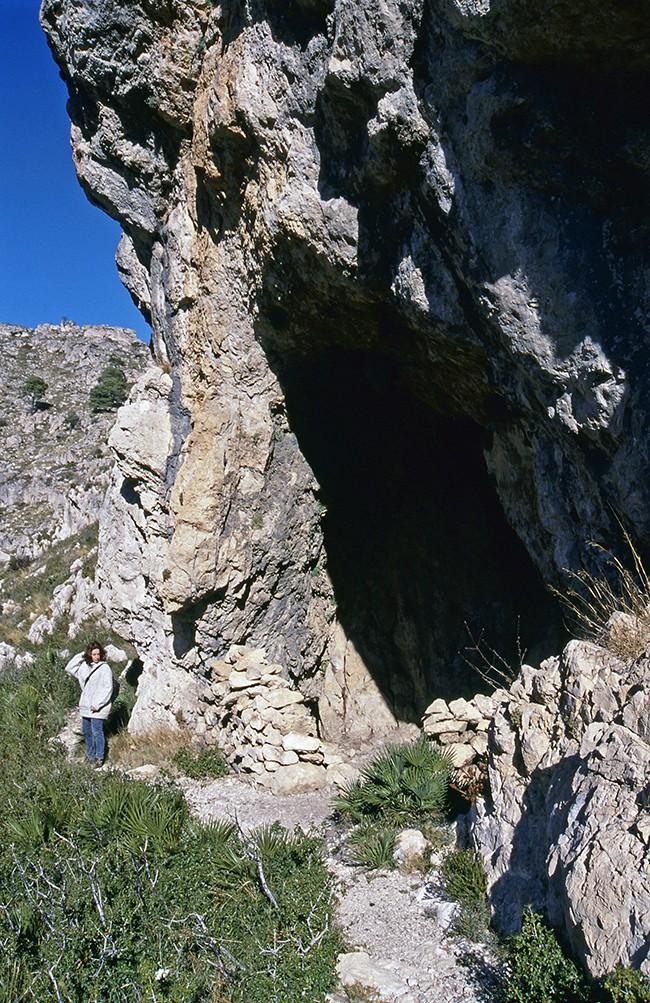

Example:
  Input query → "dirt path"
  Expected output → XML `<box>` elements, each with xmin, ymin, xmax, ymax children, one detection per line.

<box><xmin>58</xmin><ymin>706</ymin><xmax>499</xmax><ymax>1003</ymax></box>
<box><xmin>179</xmin><ymin>774</ymin><xmax>501</xmax><ymax>1003</ymax></box>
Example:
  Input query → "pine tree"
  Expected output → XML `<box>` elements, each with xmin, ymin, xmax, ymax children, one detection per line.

<box><xmin>23</xmin><ymin>375</ymin><xmax>48</xmax><ymax>412</ymax></box>
<box><xmin>89</xmin><ymin>365</ymin><xmax>129</xmax><ymax>412</ymax></box>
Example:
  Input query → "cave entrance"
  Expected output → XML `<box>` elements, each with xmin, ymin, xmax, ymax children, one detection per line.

<box><xmin>277</xmin><ymin>347</ymin><xmax>564</xmax><ymax>723</ymax></box>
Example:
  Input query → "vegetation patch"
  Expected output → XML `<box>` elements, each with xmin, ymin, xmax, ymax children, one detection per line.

<box><xmin>503</xmin><ymin>906</ymin><xmax>589</xmax><ymax>1003</ymax></box>
<box><xmin>441</xmin><ymin>848</ymin><xmax>487</xmax><ymax>905</ymax></box>
<box><xmin>107</xmin><ymin>723</ymin><xmax>190</xmax><ymax>770</ymax></box>
<box><xmin>441</xmin><ymin>848</ymin><xmax>491</xmax><ymax>942</ymax></box>
<box><xmin>346</xmin><ymin>821</ymin><xmax>397</xmax><ymax>870</ymax></box>
<box><xmin>89</xmin><ymin>363</ymin><xmax>129</xmax><ymax>412</ymax></box>
<box><xmin>333</xmin><ymin>734</ymin><xmax>453</xmax><ymax>826</ymax></box>
<box><xmin>555</xmin><ymin>528</ymin><xmax>650</xmax><ymax>662</ymax></box>
<box><xmin>173</xmin><ymin>744</ymin><xmax>229</xmax><ymax>780</ymax></box>
<box><xmin>0</xmin><ymin>629</ymin><xmax>340</xmax><ymax>1002</ymax></box>
<box><xmin>603</xmin><ymin>966</ymin><xmax>650</xmax><ymax>1003</ymax></box>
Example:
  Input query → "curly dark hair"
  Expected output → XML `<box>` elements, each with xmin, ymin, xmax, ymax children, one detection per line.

<box><xmin>84</xmin><ymin>640</ymin><xmax>106</xmax><ymax>664</ymax></box>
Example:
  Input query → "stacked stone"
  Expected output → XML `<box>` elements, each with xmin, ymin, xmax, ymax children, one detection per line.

<box><xmin>421</xmin><ymin>692</ymin><xmax>508</xmax><ymax>766</ymax></box>
<box><xmin>201</xmin><ymin>645</ymin><xmax>349</xmax><ymax>793</ymax></box>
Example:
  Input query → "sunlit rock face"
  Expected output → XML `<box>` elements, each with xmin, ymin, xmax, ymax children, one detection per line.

<box><xmin>470</xmin><ymin>641</ymin><xmax>650</xmax><ymax>978</ymax></box>
<box><xmin>41</xmin><ymin>0</ymin><xmax>650</xmax><ymax>735</ymax></box>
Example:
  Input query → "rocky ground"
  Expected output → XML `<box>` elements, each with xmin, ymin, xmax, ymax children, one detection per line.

<box><xmin>124</xmin><ymin>767</ymin><xmax>500</xmax><ymax>1002</ymax></box>
<box><xmin>0</xmin><ymin>321</ymin><xmax>148</xmax><ymax>562</ymax></box>
<box><xmin>55</xmin><ymin>694</ymin><xmax>501</xmax><ymax>1003</ymax></box>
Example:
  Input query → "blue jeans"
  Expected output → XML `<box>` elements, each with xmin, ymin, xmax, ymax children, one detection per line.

<box><xmin>82</xmin><ymin>717</ymin><xmax>105</xmax><ymax>763</ymax></box>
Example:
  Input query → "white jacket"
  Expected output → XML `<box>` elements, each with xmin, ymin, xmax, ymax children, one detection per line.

<box><xmin>65</xmin><ymin>652</ymin><xmax>114</xmax><ymax>720</ymax></box>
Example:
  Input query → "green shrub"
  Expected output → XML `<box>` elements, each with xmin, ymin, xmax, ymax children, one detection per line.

<box><xmin>441</xmin><ymin>849</ymin><xmax>487</xmax><ymax>906</ymax></box>
<box><xmin>604</xmin><ymin>966</ymin><xmax>650</xmax><ymax>1002</ymax></box>
<box><xmin>76</xmin><ymin>778</ymin><xmax>187</xmax><ymax>853</ymax></box>
<box><xmin>504</xmin><ymin>907</ymin><xmax>589</xmax><ymax>1003</ymax></box>
<box><xmin>8</xmin><ymin>553</ymin><xmax>31</xmax><ymax>572</ymax></box>
<box><xmin>454</xmin><ymin>899</ymin><xmax>492</xmax><ymax>942</ymax></box>
<box><xmin>346</xmin><ymin>821</ymin><xmax>396</xmax><ymax>869</ymax></box>
<box><xmin>64</xmin><ymin>410</ymin><xmax>81</xmax><ymax>429</ymax></box>
<box><xmin>89</xmin><ymin>364</ymin><xmax>129</xmax><ymax>412</ymax></box>
<box><xmin>441</xmin><ymin>848</ymin><xmax>490</xmax><ymax>942</ymax></box>
<box><xmin>22</xmin><ymin>375</ymin><xmax>48</xmax><ymax>411</ymax></box>
<box><xmin>333</xmin><ymin>734</ymin><xmax>453</xmax><ymax>825</ymax></box>
<box><xmin>173</xmin><ymin>744</ymin><xmax>229</xmax><ymax>779</ymax></box>
<box><xmin>1</xmin><ymin>799</ymin><xmax>340</xmax><ymax>1001</ymax></box>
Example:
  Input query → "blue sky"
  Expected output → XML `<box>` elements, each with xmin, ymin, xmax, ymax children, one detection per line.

<box><xmin>0</xmin><ymin>0</ymin><xmax>150</xmax><ymax>341</ymax></box>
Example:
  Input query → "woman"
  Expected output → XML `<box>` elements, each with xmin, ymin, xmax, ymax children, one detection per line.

<box><xmin>65</xmin><ymin>641</ymin><xmax>114</xmax><ymax>766</ymax></box>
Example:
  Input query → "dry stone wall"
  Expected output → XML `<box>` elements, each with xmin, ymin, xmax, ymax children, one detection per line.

<box><xmin>422</xmin><ymin>691</ymin><xmax>507</xmax><ymax>766</ymax></box>
<box><xmin>199</xmin><ymin>644</ymin><xmax>355</xmax><ymax>792</ymax></box>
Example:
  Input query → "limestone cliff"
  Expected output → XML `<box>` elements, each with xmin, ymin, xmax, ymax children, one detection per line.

<box><xmin>40</xmin><ymin>0</ymin><xmax>650</xmax><ymax>740</ymax></box>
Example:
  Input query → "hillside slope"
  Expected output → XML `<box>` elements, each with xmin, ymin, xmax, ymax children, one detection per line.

<box><xmin>0</xmin><ymin>322</ymin><xmax>148</xmax><ymax>562</ymax></box>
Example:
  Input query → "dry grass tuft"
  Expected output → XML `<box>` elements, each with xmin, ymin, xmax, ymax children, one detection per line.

<box><xmin>343</xmin><ymin>985</ymin><xmax>386</xmax><ymax>1003</ymax></box>
<box><xmin>108</xmin><ymin>725</ymin><xmax>192</xmax><ymax>770</ymax></box>
<box><xmin>554</xmin><ymin>527</ymin><xmax>650</xmax><ymax>662</ymax></box>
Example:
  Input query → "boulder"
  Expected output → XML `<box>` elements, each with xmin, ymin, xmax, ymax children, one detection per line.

<box><xmin>265</xmin><ymin>762</ymin><xmax>327</xmax><ymax>794</ymax></box>
<box><xmin>336</xmin><ymin>952</ymin><xmax>417</xmax><ymax>1003</ymax></box>
<box><xmin>28</xmin><ymin>614</ymin><xmax>54</xmax><ymax>644</ymax></box>
<box><xmin>393</xmin><ymin>828</ymin><xmax>429</xmax><ymax>869</ymax></box>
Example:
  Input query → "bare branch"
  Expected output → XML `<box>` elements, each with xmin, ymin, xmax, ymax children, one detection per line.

<box><xmin>47</xmin><ymin>967</ymin><xmax>64</xmax><ymax>1003</ymax></box>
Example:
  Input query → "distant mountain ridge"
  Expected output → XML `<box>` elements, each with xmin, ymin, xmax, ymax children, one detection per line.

<box><xmin>0</xmin><ymin>321</ymin><xmax>149</xmax><ymax>563</ymax></box>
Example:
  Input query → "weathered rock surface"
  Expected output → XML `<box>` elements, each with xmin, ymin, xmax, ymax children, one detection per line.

<box><xmin>470</xmin><ymin>640</ymin><xmax>650</xmax><ymax>978</ymax></box>
<box><xmin>0</xmin><ymin>323</ymin><xmax>148</xmax><ymax>561</ymax></box>
<box><xmin>393</xmin><ymin>827</ymin><xmax>429</xmax><ymax>870</ymax></box>
<box><xmin>40</xmin><ymin>4</ymin><xmax>650</xmax><ymax>978</ymax></box>
<box><xmin>45</xmin><ymin>0</ymin><xmax>650</xmax><ymax>737</ymax></box>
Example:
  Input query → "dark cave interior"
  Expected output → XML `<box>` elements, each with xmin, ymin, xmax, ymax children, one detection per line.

<box><xmin>277</xmin><ymin>346</ymin><xmax>566</xmax><ymax>722</ymax></box>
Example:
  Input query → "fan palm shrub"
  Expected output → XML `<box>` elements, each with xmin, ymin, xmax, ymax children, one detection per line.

<box><xmin>346</xmin><ymin>822</ymin><xmax>397</xmax><ymax>869</ymax></box>
<box><xmin>77</xmin><ymin>778</ymin><xmax>187</xmax><ymax>853</ymax></box>
<box><xmin>333</xmin><ymin>734</ymin><xmax>454</xmax><ymax>825</ymax></box>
